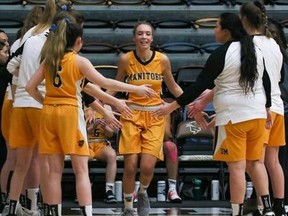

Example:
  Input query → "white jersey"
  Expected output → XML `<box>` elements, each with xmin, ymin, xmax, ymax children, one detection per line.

<box><xmin>6</xmin><ymin>26</ymin><xmax>36</xmax><ymax>76</ymax></box>
<box><xmin>176</xmin><ymin>40</ymin><xmax>268</xmax><ymax>126</ymax></box>
<box><xmin>253</xmin><ymin>36</ymin><xmax>284</xmax><ymax>115</ymax></box>
<box><xmin>13</xmin><ymin>29</ymin><xmax>48</xmax><ymax>108</ymax></box>
<box><xmin>213</xmin><ymin>41</ymin><xmax>267</xmax><ymax>125</ymax></box>
<box><xmin>5</xmin><ymin>38</ymin><xmax>21</xmax><ymax>100</ymax></box>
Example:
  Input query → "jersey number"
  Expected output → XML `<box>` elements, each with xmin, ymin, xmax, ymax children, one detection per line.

<box><xmin>53</xmin><ymin>65</ymin><xmax>62</xmax><ymax>88</ymax></box>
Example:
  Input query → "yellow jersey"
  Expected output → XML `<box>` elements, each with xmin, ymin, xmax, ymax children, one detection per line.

<box><xmin>44</xmin><ymin>51</ymin><xmax>83</xmax><ymax>107</ymax></box>
<box><xmin>125</xmin><ymin>50</ymin><xmax>163</xmax><ymax>106</ymax></box>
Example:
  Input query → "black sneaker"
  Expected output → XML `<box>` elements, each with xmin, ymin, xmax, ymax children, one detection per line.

<box><xmin>104</xmin><ymin>190</ymin><xmax>117</xmax><ymax>203</ymax></box>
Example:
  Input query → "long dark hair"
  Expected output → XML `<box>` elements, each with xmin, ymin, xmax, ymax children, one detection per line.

<box><xmin>240</xmin><ymin>1</ymin><xmax>272</xmax><ymax>38</ymax></box>
<box><xmin>219</xmin><ymin>13</ymin><xmax>246</xmax><ymax>41</ymax></box>
<box><xmin>239</xmin><ymin>1</ymin><xmax>275</xmax><ymax>94</ymax></box>
<box><xmin>220</xmin><ymin>12</ymin><xmax>258</xmax><ymax>95</ymax></box>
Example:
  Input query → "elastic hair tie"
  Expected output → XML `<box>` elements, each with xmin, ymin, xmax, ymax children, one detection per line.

<box><xmin>60</xmin><ymin>5</ymin><xmax>68</xmax><ymax>11</ymax></box>
<box><xmin>49</xmin><ymin>24</ymin><xmax>57</xmax><ymax>32</ymax></box>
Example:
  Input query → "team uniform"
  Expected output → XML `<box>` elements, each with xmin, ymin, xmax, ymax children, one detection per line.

<box><xmin>8</xmin><ymin>29</ymin><xmax>48</xmax><ymax>149</ymax></box>
<box><xmin>3</xmin><ymin>32</ymin><xmax>34</xmax><ymax>145</ymax></box>
<box><xmin>1</xmin><ymin>90</ymin><xmax>12</xmax><ymax>143</ymax></box>
<box><xmin>253</xmin><ymin>36</ymin><xmax>285</xmax><ymax>147</ymax></box>
<box><xmin>88</xmin><ymin>112</ymin><xmax>110</xmax><ymax>158</ymax></box>
<box><xmin>175</xmin><ymin>40</ymin><xmax>271</xmax><ymax>162</ymax></box>
<box><xmin>118</xmin><ymin>50</ymin><xmax>165</xmax><ymax>161</ymax></box>
<box><xmin>38</xmin><ymin>51</ymin><xmax>89</xmax><ymax>155</ymax></box>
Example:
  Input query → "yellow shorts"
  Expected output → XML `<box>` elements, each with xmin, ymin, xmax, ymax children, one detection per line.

<box><xmin>264</xmin><ymin>112</ymin><xmax>285</xmax><ymax>147</ymax></box>
<box><xmin>9</xmin><ymin>107</ymin><xmax>41</xmax><ymax>148</ymax></box>
<box><xmin>214</xmin><ymin>119</ymin><xmax>266</xmax><ymax>162</ymax></box>
<box><xmin>119</xmin><ymin>109</ymin><xmax>165</xmax><ymax>161</ymax></box>
<box><xmin>1</xmin><ymin>93</ymin><xmax>13</xmax><ymax>143</ymax></box>
<box><xmin>38</xmin><ymin>105</ymin><xmax>89</xmax><ymax>156</ymax></box>
<box><xmin>89</xmin><ymin>142</ymin><xmax>107</xmax><ymax>158</ymax></box>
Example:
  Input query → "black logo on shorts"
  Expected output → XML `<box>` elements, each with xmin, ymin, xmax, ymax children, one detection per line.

<box><xmin>78</xmin><ymin>140</ymin><xmax>84</xmax><ymax>147</ymax></box>
<box><xmin>220</xmin><ymin>148</ymin><xmax>228</xmax><ymax>155</ymax></box>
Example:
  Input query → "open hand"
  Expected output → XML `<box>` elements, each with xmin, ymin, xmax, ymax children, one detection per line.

<box><xmin>114</xmin><ymin>99</ymin><xmax>133</xmax><ymax>118</ymax></box>
<box><xmin>136</xmin><ymin>84</ymin><xmax>157</xmax><ymax>98</ymax></box>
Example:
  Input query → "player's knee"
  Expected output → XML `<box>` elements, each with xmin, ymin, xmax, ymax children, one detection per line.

<box><xmin>164</xmin><ymin>140</ymin><xmax>178</xmax><ymax>162</ymax></box>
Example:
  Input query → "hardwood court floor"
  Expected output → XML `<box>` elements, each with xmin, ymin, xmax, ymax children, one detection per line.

<box><xmin>61</xmin><ymin>199</ymin><xmax>259</xmax><ymax>215</ymax></box>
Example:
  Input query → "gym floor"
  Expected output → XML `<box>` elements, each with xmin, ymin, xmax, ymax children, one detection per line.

<box><xmin>61</xmin><ymin>199</ymin><xmax>259</xmax><ymax>215</ymax></box>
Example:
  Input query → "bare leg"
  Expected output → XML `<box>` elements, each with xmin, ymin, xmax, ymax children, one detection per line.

<box><xmin>227</xmin><ymin>160</ymin><xmax>246</xmax><ymax>204</ymax></box>
<box><xmin>71</xmin><ymin>154</ymin><xmax>91</xmax><ymax>206</ymax></box>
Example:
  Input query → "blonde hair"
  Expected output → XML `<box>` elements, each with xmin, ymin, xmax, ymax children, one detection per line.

<box><xmin>20</xmin><ymin>5</ymin><xmax>44</xmax><ymax>39</ymax></box>
<box><xmin>32</xmin><ymin>0</ymin><xmax>73</xmax><ymax>35</ymax></box>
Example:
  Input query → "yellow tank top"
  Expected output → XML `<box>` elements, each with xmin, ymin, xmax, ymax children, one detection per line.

<box><xmin>44</xmin><ymin>51</ymin><xmax>84</xmax><ymax>107</ymax></box>
<box><xmin>126</xmin><ymin>50</ymin><xmax>163</xmax><ymax>106</ymax></box>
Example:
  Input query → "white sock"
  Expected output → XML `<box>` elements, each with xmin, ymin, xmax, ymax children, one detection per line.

<box><xmin>139</xmin><ymin>183</ymin><xmax>149</xmax><ymax>194</ymax></box>
<box><xmin>123</xmin><ymin>193</ymin><xmax>133</xmax><ymax>210</ymax></box>
<box><xmin>168</xmin><ymin>179</ymin><xmax>176</xmax><ymax>191</ymax></box>
<box><xmin>50</xmin><ymin>204</ymin><xmax>62</xmax><ymax>216</ymax></box>
<box><xmin>81</xmin><ymin>205</ymin><xmax>92</xmax><ymax>216</ymax></box>
<box><xmin>26</xmin><ymin>188</ymin><xmax>39</xmax><ymax>210</ymax></box>
<box><xmin>231</xmin><ymin>203</ymin><xmax>243</xmax><ymax>216</ymax></box>
<box><xmin>105</xmin><ymin>183</ymin><xmax>115</xmax><ymax>193</ymax></box>
<box><xmin>257</xmin><ymin>205</ymin><xmax>263</xmax><ymax>214</ymax></box>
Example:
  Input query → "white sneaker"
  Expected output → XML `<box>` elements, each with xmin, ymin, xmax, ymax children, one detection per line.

<box><xmin>15</xmin><ymin>204</ymin><xmax>24</xmax><ymax>216</ymax></box>
<box><xmin>2</xmin><ymin>205</ymin><xmax>9</xmax><ymax>216</ymax></box>
<box><xmin>22</xmin><ymin>208</ymin><xmax>41</xmax><ymax>216</ymax></box>
<box><xmin>263</xmin><ymin>211</ymin><xmax>275</xmax><ymax>216</ymax></box>
<box><xmin>166</xmin><ymin>188</ymin><xmax>182</xmax><ymax>203</ymax></box>
<box><xmin>137</xmin><ymin>192</ymin><xmax>150</xmax><ymax>216</ymax></box>
<box><xmin>2</xmin><ymin>203</ymin><xmax>25</xmax><ymax>216</ymax></box>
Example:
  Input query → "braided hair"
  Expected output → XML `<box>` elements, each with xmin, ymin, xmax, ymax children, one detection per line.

<box><xmin>240</xmin><ymin>1</ymin><xmax>272</xmax><ymax>38</ymax></box>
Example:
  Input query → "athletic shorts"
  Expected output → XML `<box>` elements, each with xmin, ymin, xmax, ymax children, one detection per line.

<box><xmin>119</xmin><ymin>109</ymin><xmax>165</xmax><ymax>161</ymax></box>
<box><xmin>213</xmin><ymin>119</ymin><xmax>266</xmax><ymax>162</ymax></box>
<box><xmin>1</xmin><ymin>92</ymin><xmax>13</xmax><ymax>143</ymax></box>
<box><xmin>9</xmin><ymin>107</ymin><xmax>41</xmax><ymax>148</ymax></box>
<box><xmin>38</xmin><ymin>104</ymin><xmax>89</xmax><ymax>156</ymax></box>
<box><xmin>264</xmin><ymin>112</ymin><xmax>285</xmax><ymax>147</ymax></box>
<box><xmin>89</xmin><ymin>141</ymin><xmax>107</xmax><ymax>158</ymax></box>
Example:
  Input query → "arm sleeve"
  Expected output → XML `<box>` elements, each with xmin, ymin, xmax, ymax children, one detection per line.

<box><xmin>82</xmin><ymin>91</ymin><xmax>96</xmax><ymax>107</ymax></box>
<box><xmin>81</xmin><ymin>79</ymin><xmax>96</xmax><ymax>106</ymax></box>
<box><xmin>262</xmin><ymin>67</ymin><xmax>272</xmax><ymax>108</ymax></box>
<box><xmin>176</xmin><ymin>43</ymin><xmax>230</xmax><ymax>106</ymax></box>
<box><xmin>279</xmin><ymin>61</ymin><xmax>285</xmax><ymax>84</ymax></box>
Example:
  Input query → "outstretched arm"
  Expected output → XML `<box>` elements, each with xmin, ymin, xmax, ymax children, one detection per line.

<box><xmin>83</xmin><ymin>82</ymin><xmax>133</xmax><ymax>118</ymax></box>
<box><xmin>187</xmin><ymin>89</ymin><xmax>213</xmax><ymax>118</ymax></box>
<box><xmin>77</xmin><ymin>55</ymin><xmax>157</xmax><ymax>98</ymax></box>
<box><xmin>87</xmin><ymin>100</ymin><xmax>122</xmax><ymax>131</ymax></box>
